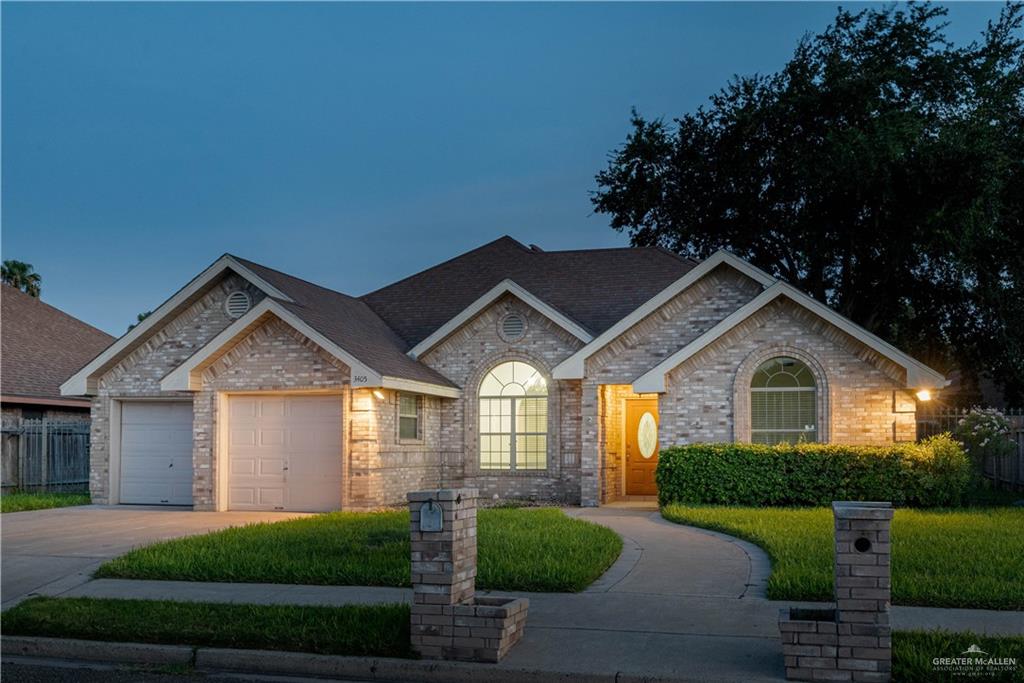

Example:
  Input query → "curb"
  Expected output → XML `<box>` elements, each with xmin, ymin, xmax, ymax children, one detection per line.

<box><xmin>2</xmin><ymin>636</ymin><xmax>698</xmax><ymax>683</ymax></box>
<box><xmin>197</xmin><ymin>646</ymin><xmax>615</xmax><ymax>682</ymax></box>
<box><xmin>2</xmin><ymin>636</ymin><xmax>193</xmax><ymax>666</ymax></box>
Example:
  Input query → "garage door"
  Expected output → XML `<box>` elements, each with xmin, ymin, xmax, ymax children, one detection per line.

<box><xmin>120</xmin><ymin>401</ymin><xmax>194</xmax><ymax>505</ymax></box>
<box><xmin>227</xmin><ymin>395</ymin><xmax>342</xmax><ymax>511</ymax></box>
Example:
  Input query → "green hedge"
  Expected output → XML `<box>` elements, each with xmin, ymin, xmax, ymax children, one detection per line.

<box><xmin>655</xmin><ymin>434</ymin><xmax>970</xmax><ymax>507</ymax></box>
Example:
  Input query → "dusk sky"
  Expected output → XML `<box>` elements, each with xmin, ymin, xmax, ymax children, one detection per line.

<box><xmin>2</xmin><ymin>2</ymin><xmax>1003</xmax><ymax>335</ymax></box>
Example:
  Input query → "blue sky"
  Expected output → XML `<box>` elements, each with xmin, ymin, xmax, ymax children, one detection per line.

<box><xmin>1</xmin><ymin>2</ymin><xmax>1003</xmax><ymax>335</ymax></box>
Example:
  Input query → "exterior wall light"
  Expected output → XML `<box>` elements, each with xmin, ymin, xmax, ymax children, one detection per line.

<box><xmin>915</xmin><ymin>389</ymin><xmax>932</xmax><ymax>402</ymax></box>
<box><xmin>372</xmin><ymin>389</ymin><xmax>386</xmax><ymax>400</ymax></box>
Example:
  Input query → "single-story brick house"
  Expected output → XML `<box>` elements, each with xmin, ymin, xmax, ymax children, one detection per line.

<box><xmin>62</xmin><ymin>237</ymin><xmax>945</xmax><ymax>510</ymax></box>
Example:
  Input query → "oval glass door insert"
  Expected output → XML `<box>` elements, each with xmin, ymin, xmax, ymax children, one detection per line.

<box><xmin>637</xmin><ymin>412</ymin><xmax>658</xmax><ymax>458</ymax></box>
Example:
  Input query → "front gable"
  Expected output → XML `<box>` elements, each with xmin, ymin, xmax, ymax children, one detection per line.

<box><xmin>583</xmin><ymin>264</ymin><xmax>764</xmax><ymax>384</ymax></box>
<box><xmin>552</xmin><ymin>250</ymin><xmax>776</xmax><ymax>380</ymax></box>
<box><xmin>98</xmin><ymin>272</ymin><xmax>266</xmax><ymax>395</ymax></box>
<box><xmin>418</xmin><ymin>292</ymin><xmax>586</xmax><ymax>387</ymax></box>
<box><xmin>408</xmin><ymin>279</ymin><xmax>593</xmax><ymax>361</ymax></box>
<box><xmin>62</xmin><ymin>255</ymin><xmax>291</xmax><ymax>396</ymax></box>
<box><xmin>200</xmin><ymin>317</ymin><xmax>351</xmax><ymax>390</ymax></box>
<box><xmin>633</xmin><ymin>282</ymin><xmax>945</xmax><ymax>393</ymax></box>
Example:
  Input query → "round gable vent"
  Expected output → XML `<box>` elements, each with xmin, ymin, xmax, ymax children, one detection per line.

<box><xmin>500</xmin><ymin>313</ymin><xmax>526</xmax><ymax>342</ymax></box>
<box><xmin>225</xmin><ymin>290</ymin><xmax>252</xmax><ymax>319</ymax></box>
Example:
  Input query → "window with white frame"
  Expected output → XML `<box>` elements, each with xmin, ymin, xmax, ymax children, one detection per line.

<box><xmin>478</xmin><ymin>361</ymin><xmax>548</xmax><ymax>470</ymax></box>
<box><xmin>750</xmin><ymin>357</ymin><xmax>817</xmax><ymax>445</ymax></box>
<box><xmin>398</xmin><ymin>394</ymin><xmax>420</xmax><ymax>440</ymax></box>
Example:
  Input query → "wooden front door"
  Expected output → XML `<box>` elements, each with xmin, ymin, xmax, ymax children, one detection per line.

<box><xmin>625</xmin><ymin>399</ymin><xmax>659</xmax><ymax>495</ymax></box>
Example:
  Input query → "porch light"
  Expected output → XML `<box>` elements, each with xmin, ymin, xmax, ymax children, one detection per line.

<box><xmin>915</xmin><ymin>389</ymin><xmax>932</xmax><ymax>402</ymax></box>
<box><xmin>372</xmin><ymin>389</ymin><xmax>386</xmax><ymax>400</ymax></box>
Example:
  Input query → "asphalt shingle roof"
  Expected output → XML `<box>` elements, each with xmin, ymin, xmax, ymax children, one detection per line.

<box><xmin>1</xmin><ymin>284</ymin><xmax>115</xmax><ymax>401</ymax></box>
<box><xmin>361</xmin><ymin>236</ymin><xmax>697</xmax><ymax>347</ymax></box>
<box><xmin>234</xmin><ymin>237</ymin><xmax>695</xmax><ymax>386</ymax></box>
<box><xmin>231</xmin><ymin>258</ymin><xmax>458</xmax><ymax>387</ymax></box>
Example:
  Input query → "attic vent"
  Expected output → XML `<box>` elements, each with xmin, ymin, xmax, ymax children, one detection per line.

<box><xmin>225</xmin><ymin>290</ymin><xmax>252</xmax><ymax>319</ymax></box>
<box><xmin>500</xmin><ymin>313</ymin><xmax>526</xmax><ymax>341</ymax></box>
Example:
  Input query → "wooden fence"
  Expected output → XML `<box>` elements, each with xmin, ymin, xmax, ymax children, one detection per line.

<box><xmin>917</xmin><ymin>407</ymin><xmax>1024</xmax><ymax>491</ymax></box>
<box><xmin>0</xmin><ymin>419</ymin><xmax>90</xmax><ymax>493</ymax></box>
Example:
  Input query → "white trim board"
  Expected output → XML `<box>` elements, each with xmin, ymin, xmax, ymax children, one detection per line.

<box><xmin>160</xmin><ymin>298</ymin><xmax>461</xmax><ymax>399</ymax></box>
<box><xmin>631</xmin><ymin>281</ymin><xmax>947</xmax><ymax>394</ymax></box>
<box><xmin>408</xmin><ymin>279</ymin><xmax>594</xmax><ymax>360</ymax></box>
<box><xmin>61</xmin><ymin>255</ymin><xmax>294</xmax><ymax>397</ymax></box>
<box><xmin>551</xmin><ymin>250</ymin><xmax>776</xmax><ymax>379</ymax></box>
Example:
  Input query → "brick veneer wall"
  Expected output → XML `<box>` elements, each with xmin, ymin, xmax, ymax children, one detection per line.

<box><xmin>421</xmin><ymin>294</ymin><xmax>583</xmax><ymax>503</ymax></box>
<box><xmin>195</xmin><ymin>318</ymin><xmax>351</xmax><ymax>509</ymax></box>
<box><xmin>348</xmin><ymin>387</ymin><xmax>444</xmax><ymax>509</ymax></box>
<box><xmin>662</xmin><ymin>300</ymin><xmax>917</xmax><ymax>446</ymax></box>
<box><xmin>89</xmin><ymin>273</ymin><xmax>264</xmax><ymax>504</ymax></box>
<box><xmin>581</xmin><ymin>266</ymin><xmax>762</xmax><ymax>505</ymax></box>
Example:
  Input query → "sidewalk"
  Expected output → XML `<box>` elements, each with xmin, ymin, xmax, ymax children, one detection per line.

<box><xmin>26</xmin><ymin>508</ymin><xmax>1023</xmax><ymax>683</ymax></box>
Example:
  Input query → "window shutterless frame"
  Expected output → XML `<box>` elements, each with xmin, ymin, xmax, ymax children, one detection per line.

<box><xmin>398</xmin><ymin>393</ymin><xmax>419</xmax><ymax>440</ymax></box>
<box><xmin>478</xmin><ymin>361</ymin><xmax>548</xmax><ymax>471</ymax></box>
<box><xmin>750</xmin><ymin>357</ymin><xmax>817</xmax><ymax>445</ymax></box>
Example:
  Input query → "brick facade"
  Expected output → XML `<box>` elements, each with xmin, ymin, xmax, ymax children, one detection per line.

<box><xmin>89</xmin><ymin>273</ymin><xmax>263</xmax><ymax>504</ymax></box>
<box><xmin>581</xmin><ymin>266</ymin><xmax>763</xmax><ymax>504</ymax></box>
<box><xmin>85</xmin><ymin>262</ymin><xmax>922</xmax><ymax>510</ymax></box>
<box><xmin>660</xmin><ymin>299</ymin><xmax>916</xmax><ymax>448</ymax></box>
<box><xmin>420</xmin><ymin>294</ymin><xmax>584</xmax><ymax>504</ymax></box>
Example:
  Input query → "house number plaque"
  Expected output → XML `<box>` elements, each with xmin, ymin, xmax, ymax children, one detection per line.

<box><xmin>419</xmin><ymin>500</ymin><xmax>443</xmax><ymax>532</ymax></box>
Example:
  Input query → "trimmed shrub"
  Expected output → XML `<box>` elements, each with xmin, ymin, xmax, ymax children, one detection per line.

<box><xmin>655</xmin><ymin>434</ymin><xmax>970</xmax><ymax>507</ymax></box>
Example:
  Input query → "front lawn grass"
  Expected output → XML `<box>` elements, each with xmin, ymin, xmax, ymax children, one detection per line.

<box><xmin>893</xmin><ymin>630</ymin><xmax>1024</xmax><ymax>683</ymax></box>
<box><xmin>97</xmin><ymin>507</ymin><xmax>622</xmax><ymax>592</ymax></box>
<box><xmin>1</xmin><ymin>597</ymin><xmax>411</xmax><ymax>658</ymax></box>
<box><xmin>1</xmin><ymin>491</ymin><xmax>90</xmax><ymax>513</ymax></box>
<box><xmin>661</xmin><ymin>505</ymin><xmax>1024</xmax><ymax>609</ymax></box>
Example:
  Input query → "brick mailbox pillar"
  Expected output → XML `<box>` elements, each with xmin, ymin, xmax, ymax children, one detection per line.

<box><xmin>779</xmin><ymin>501</ymin><xmax>893</xmax><ymax>682</ymax></box>
<box><xmin>408</xmin><ymin>488</ymin><xmax>529</xmax><ymax>663</ymax></box>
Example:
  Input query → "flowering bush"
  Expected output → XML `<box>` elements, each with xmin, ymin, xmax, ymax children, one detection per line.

<box><xmin>954</xmin><ymin>407</ymin><xmax>1017</xmax><ymax>482</ymax></box>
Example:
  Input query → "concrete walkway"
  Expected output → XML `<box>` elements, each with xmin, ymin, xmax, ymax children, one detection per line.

<box><xmin>1</xmin><ymin>505</ymin><xmax>308</xmax><ymax>609</ymax></box>
<box><xmin>32</xmin><ymin>507</ymin><xmax>1024</xmax><ymax>682</ymax></box>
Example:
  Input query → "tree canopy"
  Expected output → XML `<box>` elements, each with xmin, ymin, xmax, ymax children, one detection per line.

<box><xmin>592</xmin><ymin>3</ymin><xmax>1024</xmax><ymax>405</ymax></box>
<box><xmin>1</xmin><ymin>260</ymin><xmax>42</xmax><ymax>297</ymax></box>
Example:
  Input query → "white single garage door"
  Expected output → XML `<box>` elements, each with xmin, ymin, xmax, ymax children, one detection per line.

<box><xmin>227</xmin><ymin>395</ymin><xmax>342</xmax><ymax>512</ymax></box>
<box><xmin>120</xmin><ymin>401</ymin><xmax>194</xmax><ymax>505</ymax></box>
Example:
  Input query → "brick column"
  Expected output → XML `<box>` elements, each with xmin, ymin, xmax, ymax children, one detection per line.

<box><xmin>407</xmin><ymin>487</ymin><xmax>528</xmax><ymax>663</ymax></box>
<box><xmin>833</xmin><ymin>501</ymin><xmax>893</xmax><ymax>682</ymax></box>
<box><xmin>579</xmin><ymin>380</ymin><xmax>600</xmax><ymax>506</ymax></box>
<box><xmin>408</xmin><ymin>488</ymin><xmax>478</xmax><ymax>657</ymax></box>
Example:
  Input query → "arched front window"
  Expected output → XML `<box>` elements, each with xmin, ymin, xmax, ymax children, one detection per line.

<box><xmin>750</xmin><ymin>357</ymin><xmax>817</xmax><ymax>445</ymax></box>
<box><xmin>479</xmin><ymin>361</ymin><xmax>548</xmax><ymax>470</ymax></box>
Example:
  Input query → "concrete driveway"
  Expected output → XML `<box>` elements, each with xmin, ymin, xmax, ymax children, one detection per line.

<box><xmin>1</xmin><ymin>505</ymin><xmax>305</xmax><ymax>609</ymax></box>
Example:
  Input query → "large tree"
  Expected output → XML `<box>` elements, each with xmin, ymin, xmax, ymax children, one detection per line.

<box><xmin>593</xmin><ymin>4</ymin><xmax>1024</xmax><ymax>405</ymax></box>
<box><xmin>1</xmin><ymin>260</ymin><xmax>42</xmax><ymax>297</ymax></box>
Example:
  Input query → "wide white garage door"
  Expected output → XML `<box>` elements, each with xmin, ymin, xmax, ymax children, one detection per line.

<box><xmin>227</xmin><ymin>395</ymin><xmax>343</xmax><ymax>512</ymax></box>
<box><xmin>120</xmin><ymin>401</ymin><xmax>194</xmax><ymax>505</ymax></box>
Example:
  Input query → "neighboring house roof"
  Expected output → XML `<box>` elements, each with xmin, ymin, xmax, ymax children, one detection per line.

<box><xmin>1</xmin><ymin>284</ymin><xmax>115</xmax><ymax>406</ymax></box>
<box><xmin>361</xmin><ymin>236</ymin><xmax>697</xmax><ymax>347</ymax></box>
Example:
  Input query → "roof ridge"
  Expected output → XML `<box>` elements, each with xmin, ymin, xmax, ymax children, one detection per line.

<box><xmin>1</xmin><ymin>283</ymin><xmax>115</xmax><ymax>340</ymax></box>
<box><xmin>228</xmin><ymin>255</ymin><xmax>360</xmax><ymax>302</ymax></box>
<box><xmin>359</xmin><ymin>236</ymin><xmax>530</xmax><ymax>300</ymax></box>
<box><xmin>539</xmin><ymin>244</ymin><xmax>699</xmax><ymax>266</ymax></box>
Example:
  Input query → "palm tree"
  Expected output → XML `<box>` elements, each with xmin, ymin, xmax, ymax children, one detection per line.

<box><xmin>1</xmin><ymin>260</ymin><xmax>42</xmax><ymax>297</ymax></box>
